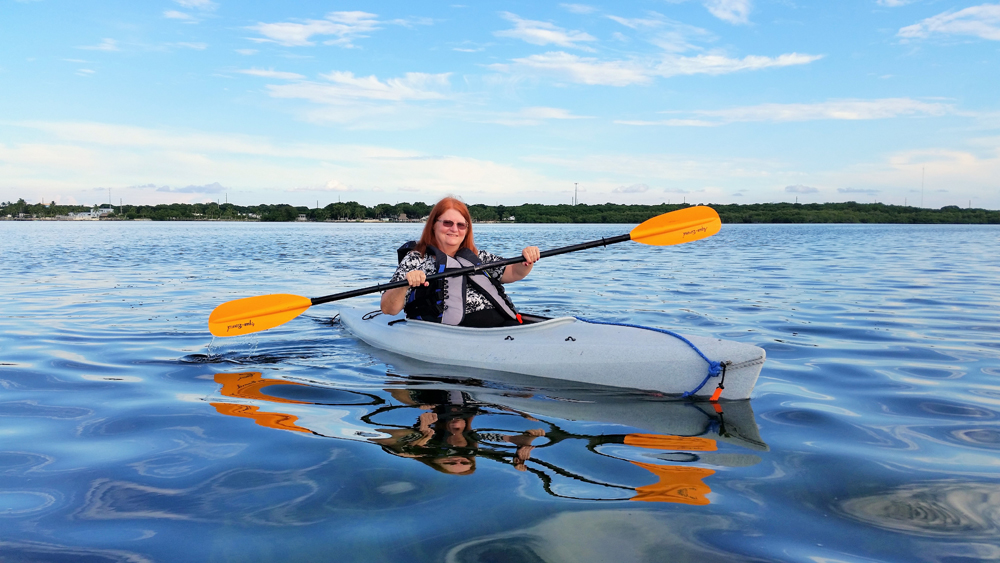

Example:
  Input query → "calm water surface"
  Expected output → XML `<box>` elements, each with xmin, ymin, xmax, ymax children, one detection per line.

<box><xmin>1</xmin><ymin>221</ymin><xmax>998</xmax><ymax>562</ymax></box>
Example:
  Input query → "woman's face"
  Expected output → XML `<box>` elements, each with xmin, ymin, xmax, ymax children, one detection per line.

<box><xmin>434</xmin><ymin>456</ymin><xmax>474</xmax><ymax>474</ymax></box>
<box><xmin>433</xmin><ymin>208</ymin><xmax>468</xmax><ymax>254</ymax></box>
<box><xmin>446</xmin><ymin>418</ymin><xmax>467</xmax><ymax>434</ymax></box>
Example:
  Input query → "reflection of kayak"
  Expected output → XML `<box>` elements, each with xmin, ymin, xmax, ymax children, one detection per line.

<box><xmin>338</xmin><ymin>304</ymin><xmax>766</xmax><ymax>400</ymax></box>
<box><xmin>471</xmin><ymin>390</ymin><xmax>768</xmax><ymax>453</ymax></box>
<box><xmin>368</xmin><ymin>355</ymin><xmax>768</xmax><ymax>453</ymax></box>
<box><xmin>206</xmin><ymin>370</ymin><xmax>767</xmax><ymax>504</ymax></box>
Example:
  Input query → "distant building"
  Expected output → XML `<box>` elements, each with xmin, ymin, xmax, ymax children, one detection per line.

<box><xmin>297</xmin><ymin>214</ymin><xmax>307</xmax><ymax>222</ymax></box>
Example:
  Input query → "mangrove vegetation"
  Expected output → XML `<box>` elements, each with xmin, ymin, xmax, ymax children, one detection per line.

<box><xmin>2</xmin><ymin>198</ymin><xmax>998</xmax><ymax>224</ymax></box>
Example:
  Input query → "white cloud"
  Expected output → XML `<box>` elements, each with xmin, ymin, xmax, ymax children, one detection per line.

<box><xmin>157</xmin><ymin>182</ymin><xmax>226</xmax><ymax>194</ymax></box>
<box><xmin>839</xmin><ymin>187</ymin><xmax>880</xmax><ymax>195</ymax></box>
<box><xmin>238</xmin><ymin>68</ymin><xmax>306</xmax><ymax>80</ymax></box>
<box><xmin>235</xmin><ymin>49</ymin><xmax>257</xmax><ymax>55</ymax></box>
<box><xmin>786</xmin><ymin>184</ymin><xmax>818</xmax><ymax>193</ymax></box>
<box><xmin>495</xmin><ymin>12</ymin><xmax>597</xmax><ymax>50</ymax></box>
<box><xmin>266</xmin><ymin>71</ymin><xmax>451</xmax><ymax>103</ymax></box>
<box><xmin>164</xmin><ymin>10</ymin><xmax>195</xmax><ymax>21</ymax></box>
<box><xmin>165</xmin><ymin>0</ymin><xmax>214</xmax><ymax>22</ymax></box>
<box><xmin>703</xmin><ymin>0</ymin><xmax>752</xmax><ymax>25</ymax></box>
<box><xmin>526</xmin><ymin>152</ymin><xmax>785</xmax><ymax>185</ymax></box>
<box><xmin>877</xmin><ymin>0</ymin><xmax>915</xmax><ymax>6</ymax></box>
<box><xmin>607</xmin><ymin>13</ymin><xmax>714</xmax><ymax>53</ymax></box>
<box><xmin>619</xmin><ymin>98</ymin><xmax>953</xmax><ymax>126</ymax></box>
<box><xmin>476</xmin><ymin>106</ymin><xmax>592</xmax><ymax>126</ymax></box>
<box><xmin>1</xmin><ymin>121</ymin><xmax>557</xmax><ymax>204</ymax></box>
<box><xmin>520</xmin><ymin>107</ymin><xmax>589</xmax><ymax>119</ymax></box>
<box><xmin>613</xmin><ymin>183</ymin><xmax>650</xmax><ymax>193</ymax></box>
<box><xmin>5</xmin><ymin>122</ymin><xmax>1000</xmax><ymax>208</ymax></box>
<box><xmin>560</xmin><ymin>4</ymin><xmax>598</xmax><ymax>14</ymax></box>
<box><xmin>491</xmin><ymin>50</ymin><xmax>820</xmax><ymax>86</ymax></box>
<box><xmin>606</xmin><ymin>15</ymin><xmax>665</xmax><ymax>29</ymax></box>
<box><xmin>656</xmin><ymin>52</ymin><xmax>822</xmax><ymax>77</ymax></box>
<box><xmin>898</xmin><ymin>4</ymin><xmax>1000</xmax><ymax>41</ymax></box>
<box><xmin>177</xmin><ymin>42</ymin><xmax>207</xmax><ymax>50</ymax></box>
<box><xmin>489</xmin><ymin>52</ymin><xmax>652</xmax><ymax>86</ymax></box>
<box><xmin>77</xmin><ymin>38</ymin><xmax>119</xmax><ymax>51</ymax></box>
<box><xmin>289</xmin><ymin>180</ymin><xmax>352</xmax><ymax>192</ymax></box>
<box><xmin>249</xmin><ymin>11</ymin><xmax>381</xmax><ymax>48</ymax></box>
<box><xmin>174</xmin><ymin>0</ymin><xmax>215</xmax><ymax>9</ymax></box>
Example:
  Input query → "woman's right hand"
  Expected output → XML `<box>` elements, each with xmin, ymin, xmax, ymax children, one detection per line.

<box><xmin>406</xmin><ymin>270</ymin><xmax>428</xmax><ymax>288</ymax></box>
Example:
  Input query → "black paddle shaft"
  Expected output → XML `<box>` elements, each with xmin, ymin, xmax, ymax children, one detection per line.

<box><xmin>310</xmin><ymin>233</ymin><xmax>632</xmax><ymax>306</ymax></box>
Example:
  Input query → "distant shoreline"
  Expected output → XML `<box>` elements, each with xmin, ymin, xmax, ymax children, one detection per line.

<box><xmin>3</xmin><ymin>200</ymin><xmax>998</xmax><ymax>224</ymax></box>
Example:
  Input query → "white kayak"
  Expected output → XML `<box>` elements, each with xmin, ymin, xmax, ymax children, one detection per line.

<box><xmin>338</xmin><ymin>304</ymin><xmax>765</xmax><ymax>400</ymax></box>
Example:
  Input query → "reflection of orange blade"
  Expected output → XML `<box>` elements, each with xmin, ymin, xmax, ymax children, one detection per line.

<box><xmin>624</xmin><ymin>433</ymin><xmax>717</xmax><ymax>452</ymax></box>
<box><xmin>629</xmin><ymin>206</ymin><xmax>721</xmax><ymax>247</ymax></box>
<box><xmin>208</xmin><ymin>294</ymin><xmax>312</xmax><ymax>337</ymax></box>
<box><xmin>211</xmin><ymin>402</ymin><xmax>310</xmax><ymax>434</ymax></box>
<box><xmin>214</xmin><ymin>372</ymin><xmax>310</xmax><ymax>404</ymax></box>
<box><xmin>629</xmin><ymin>461</ymin><xmax>715</xmax><ymax>505</ymax></box>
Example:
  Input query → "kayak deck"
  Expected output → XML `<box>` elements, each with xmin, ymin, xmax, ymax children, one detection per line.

<box><xmin>339</xmin><ymin>305</ymin><xmax>765</xmax><ymax>400</ymax></box>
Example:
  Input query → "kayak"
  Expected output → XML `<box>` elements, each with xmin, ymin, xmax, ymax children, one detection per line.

<box><xmin>338</xmin><ymin>304</ymin><xmax>766</xmax><ymax>400</ymax></box>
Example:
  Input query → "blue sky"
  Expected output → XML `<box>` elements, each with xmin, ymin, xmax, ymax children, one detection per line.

<box><xmin>2</xmin><ymin>0</ymin><xmax>998</xmax><ymax>208</ymax></box>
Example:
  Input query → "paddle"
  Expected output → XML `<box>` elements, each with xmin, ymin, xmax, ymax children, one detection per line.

<box><xmin>208</xmin><ymin>205</ymin><xmax>721</xmax><ymax>337</ymax></box>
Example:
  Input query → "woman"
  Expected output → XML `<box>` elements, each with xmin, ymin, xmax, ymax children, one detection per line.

<box><xmin>380</xmin><ymin>197</ymin><xmax>540</xmax><ymax>328</ymax></box>
<box><xmin>371</xmin><ymin>405</ymin><xmax>547</xmax><ymax>475</ymax></box>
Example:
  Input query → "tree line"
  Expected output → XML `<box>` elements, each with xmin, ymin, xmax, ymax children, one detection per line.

<box><xmin>2</xmin><ymin>198</ymin><xmax>998</xmax><ymax>224</ymax></box>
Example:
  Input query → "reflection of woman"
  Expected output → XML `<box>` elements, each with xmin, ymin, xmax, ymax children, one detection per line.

<box><xmin>371</xmin><ymin>405</ymin><xmax>546</xmax><ymax>475</ymax></box>
<box><xmin>379</xmin><ymin>197</ymin><xmax>540</xmax><ymax>328</ymax></box>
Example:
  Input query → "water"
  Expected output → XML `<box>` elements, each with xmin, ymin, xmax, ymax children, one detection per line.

<box><xmin>1</xmin><ymin>221</ymin><xmax>998</xmax><ymax>562</ymax></box>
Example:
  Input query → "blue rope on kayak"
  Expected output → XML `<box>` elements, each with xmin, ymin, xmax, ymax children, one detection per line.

<box><xmin>575</xmin><ymin>317</ymin><xmax>723</xmax><ymax>398</ymax></box>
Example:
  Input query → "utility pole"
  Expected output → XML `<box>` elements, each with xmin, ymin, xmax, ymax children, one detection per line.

<box><xmin>574</xmin><ymin>183</ymin><xmax>578</xmax><ymax>206</ymax></box>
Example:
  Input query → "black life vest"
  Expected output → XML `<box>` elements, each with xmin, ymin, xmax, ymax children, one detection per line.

<box><xmin>396</xmin><ymin>241</ymin><xmax>519</xmax><ymax>325</ymax></box>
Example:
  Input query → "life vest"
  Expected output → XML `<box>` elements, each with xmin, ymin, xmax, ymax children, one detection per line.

<box><xmin>396</xmin><ymin>241</ymin><xmax>519</xmax><ymax>325</ymax></box>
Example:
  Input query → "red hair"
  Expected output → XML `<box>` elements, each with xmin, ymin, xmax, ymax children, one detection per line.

<box><xmin>415</xmin><ymin>197</ymin><xmax>477</xmax><ymax>256</ymax></box>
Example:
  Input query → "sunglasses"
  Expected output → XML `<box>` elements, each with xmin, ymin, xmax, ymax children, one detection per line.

<box><xmin>436</xmin><ymin>219</ymin><xmax>468</xmax><ymax>230</ymax></box>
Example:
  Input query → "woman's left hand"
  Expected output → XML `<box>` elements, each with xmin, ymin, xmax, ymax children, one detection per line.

<box><xmin>521</xmin><ymin>246</ymin><xmax>540</xmax><ymax>266</ymax></box>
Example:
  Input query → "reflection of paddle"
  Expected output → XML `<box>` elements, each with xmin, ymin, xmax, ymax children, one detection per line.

<box><xmin>209</xmin><ymin>206</ymin><xmax>722</xmax><ymax>337</ymax></box>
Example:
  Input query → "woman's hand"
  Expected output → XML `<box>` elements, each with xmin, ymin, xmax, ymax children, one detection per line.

<box><xmin>381</xmin><ymin>268</ymin><xmax>427</xmax><ymax>315</ymax></box>
<box><xmin>417</xmin><ymin>412</ymin><xmax>438</xmax><ymax>430</ymax></box>
<box><xmin>405</xmin><ymin>270</ymin><xmax>428</xmax><ymax>287</ymax></box>
<box><xmin>501</xmin><ymin>246</ymin><xmax>540</xmax><ymax>283</ymax></box>
<box><xmin>513</xmin><ymin>446</ymin><xmax>535</xmax><ymax>471</ymax></box>
<box><xmin>521</xmin><ymin>246</ymin><xmax>540</xmax><ymax>266</ymax></box>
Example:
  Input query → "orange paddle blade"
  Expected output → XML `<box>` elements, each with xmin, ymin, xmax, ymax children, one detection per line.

<box><xmin>208</xmin><ymin>293</ymin><xmax>312</xmax><ymax>337</ymax></box>
<box><xmin>629</xmin><ymin>206</ymin><xmax>721</xmax><ymax>246</ymax></box>
<box><xmin>623</xmin><ymin>433</ymin><xmax>718</xmax><ymax>452</ymax></box>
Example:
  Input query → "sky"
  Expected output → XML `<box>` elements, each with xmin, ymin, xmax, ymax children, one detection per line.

<box><xmin>1</xmin><ymin>0</ymin><xmax>998</xmax><ymax>209</ymax></box>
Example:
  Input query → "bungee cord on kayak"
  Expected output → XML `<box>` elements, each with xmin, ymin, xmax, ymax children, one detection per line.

<box><xmin>574</xmin><ymin>317</ymin><xmax>728</xmax><ymax>399</ymax></box>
